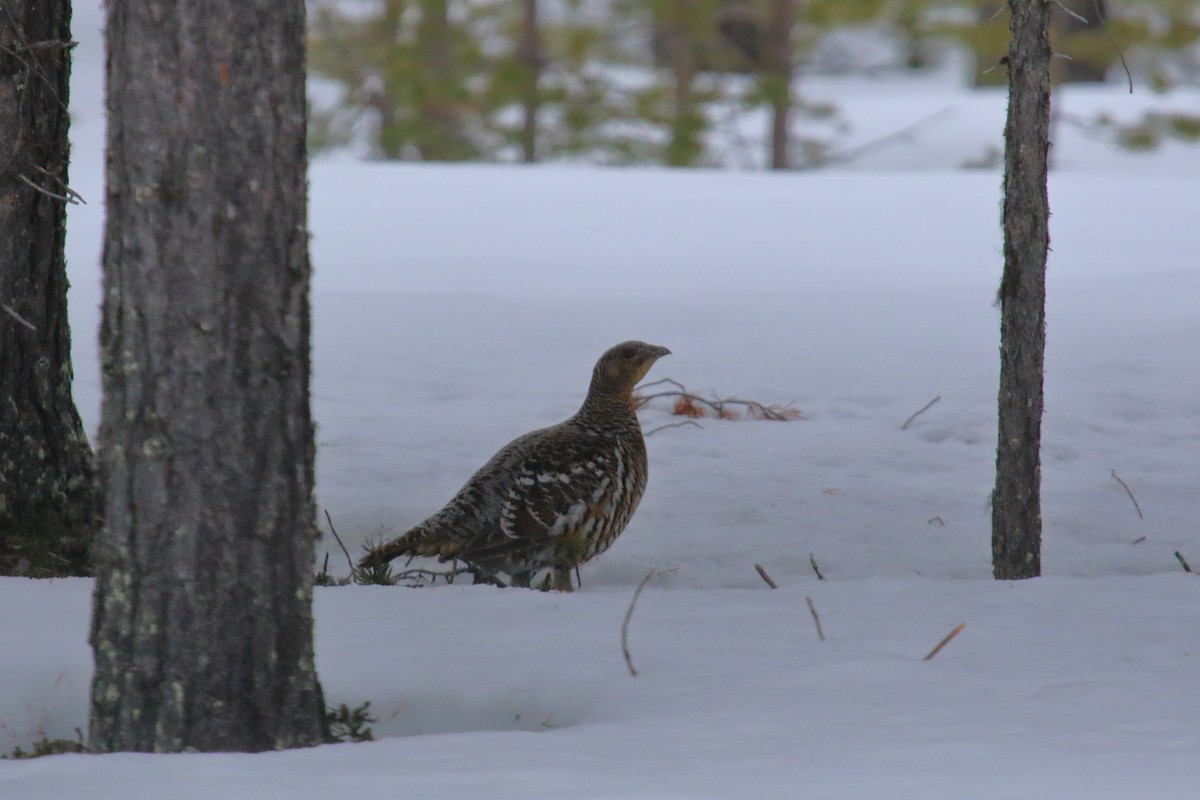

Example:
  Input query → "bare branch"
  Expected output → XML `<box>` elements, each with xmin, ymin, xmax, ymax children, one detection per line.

<box><xmin>1110</xmin><ymin>469</ymin><xmax>1143</xmax><ymax>520</ymax></box>
<box><xmin>18</xmin><ymin>173</ymin><xmax>84</xmax><ymax>205</ymax></box>
<box><xmin>1091</xmin><ymin>0</ymin><xmax>1132</xmax><ymax>93</ymax></box>
<box><xmin>1175</xmin><ymin>551</ymin><xmax>1193</xmax><ymax>574</ymax></box>
<box><xmin>809</xmin><ymin>553</ymin><xmax>826</xmax><ymax>582</ymax></box>
<box><xmin>923</xmin><ymin>622</ymin><xmax>966</xmax><ymax>661</ymax></box>
<box><xmin>622</xmin><ymin>570</ymin><xmax>657</xmax><ymax>677</ymax></box>
<box><xmin>927</xmin><ymin>516</ymin><xmax>945</xmax><ymax>526</ymax></box>
<box><xmin>1</xmin><ymin>302</ymin><xmax>37</xmax><ymax>331</ymax></box>
<box><xmin>805</xmin><ymin>596</ymin><xmax>825</xmax><ymax>641</ymax></box>
<box><xmin>754</xmin><ymin>563</ymin><xmax>777</xmax><ymax>589</ymax></box>
<box><xmin>1053</xmin><ymin>0</ymin><xmax>1088</xmax><ymax>25</ymax></box>
<box><xmin>826</xmin><ymin>107</ymin><xmax>954</xmax><ymax>166</ymax></box>
<box><xmin>901</xmin><ymin>395</ymin><xmax>941</xmax><ymax>430</ymax></box>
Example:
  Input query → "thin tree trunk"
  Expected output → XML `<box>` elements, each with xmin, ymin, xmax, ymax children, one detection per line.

<box><xmin>663</xmin><ymin>1</ymin><xmax>702</xmax><ymax>167</ymax></box>
<box><xmin>0</xmin><ymin>0</ymin><xmax>99</xmax><ymax>576</ymax></box>
<box><xmin>416</xmin><ymin>0</ymin><xmax>472</xmax><ymax>160</ymax></box>
<box><xmin>764</xmin><ymin>0</ymin><xmax>795</xmax><ymax>170</ymax></box>
<box><xmin>517</xmin><ymin>0</ymin><xmax>541</xmax><ymax>163</ymax></box>
<box><xmin>89</xmin><ymin>0</ymin><xmax>326</xmax><ymax>751</ymax></box>
<box><xmin>993</xmin><ymin>0</ymin><xmax>1051</xmax><ymax>581</ymax></box>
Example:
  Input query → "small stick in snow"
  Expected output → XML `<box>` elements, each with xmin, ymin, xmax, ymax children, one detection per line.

<box><xmin>900</xmin><ymin>395</ymin><xmax>941</xmax><ymax>430</ymax></box>
<box><xmin>805</xmin><ymin>596</ymin><xmax>825</xmax><ymax>642</ymax></box>
<box><xmin>622</xmin><ymin>570</ymin><xmax>657</xmax><ymax>677</ymax></box>
<box><xmin>323</xmin><ymin>508</ymin><xmax>358</xmax><ymax>578</ymax></box>
<box><xmin>1131</xmin><ymin>536</ymin><xmax>1146</xmax><ymax>545</ymax></box>
<box><xmin>927</xmin><ymin>516</ymin><xmax>945</xmax><ymax>527</ymax></box>
<box><xmin>809</xmin><ymin>553</ymin><xmax>826</xmax><ymax>582</ymax></box>
<box><xmin>1175</xmin><ymin>551</ymin><xmax>1193</xmax><ymax>574</ymax></box>
<box><xmin>754</xmin><ymin>563</ymin><xmax>778</xmax><ymax>589</ymax></box>
<box><xmin>1110</xmin><ymin>469</ymin><xmax>1144</xmax><ymax>520</ymax></box>
<box><xmin>644</xmin><ymin>419</ymin><xmax>702</xmax><ymax>437</ymax></box>
<box><xmin>923</xmin><ymin>622</ymin><xmax>966</xmax><ymax>661</ymax></box>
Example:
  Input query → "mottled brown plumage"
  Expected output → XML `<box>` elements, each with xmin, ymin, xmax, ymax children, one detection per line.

<box><xmin>360</xmin><ymin>341</ymin><xmax>671</xmax><ymax>591</ymax></box>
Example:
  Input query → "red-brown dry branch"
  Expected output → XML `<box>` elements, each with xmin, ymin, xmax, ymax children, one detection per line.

<box><xmin>622</xmin><ymin>570</ymin><xmax>658</xmax><ymax>677</ymax></box>
<box><xmin>634</xmin><ymin>378</ymin><xmax>802</xmax><ymax>422</ymax></box>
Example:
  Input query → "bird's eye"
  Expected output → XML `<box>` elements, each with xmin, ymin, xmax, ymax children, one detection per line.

<box><xmin>620</xmin><ymin>346</ymin><xmax>637</xmax><ymax>360</ymax></box>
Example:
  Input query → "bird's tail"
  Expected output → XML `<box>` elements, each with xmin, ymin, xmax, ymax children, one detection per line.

<box><xmin>357</xmin><ymin>524</ymin><xmax>462</xmax><ymax>570</ymax></box>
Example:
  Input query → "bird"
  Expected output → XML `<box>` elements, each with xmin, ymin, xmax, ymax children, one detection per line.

<box><xmin>359</xmin><ymin>340</ymin><xmax>671</xmax><ymax>591</ymax></box>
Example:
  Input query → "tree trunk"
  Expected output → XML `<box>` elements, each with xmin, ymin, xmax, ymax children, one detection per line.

<box><xmin>764</xmin><ymin>0</ymin><xmax>795</xmax><ymax>170</ymax></box>
<box><xmin>993</xmin><ymin>0</ymin><xmax>1051</xmax><ymax>581</ymax></box>
<box><xmin>0</xmin><ymin>0</ymin><xmax>99</xmax><ymax>576</ymax></box>
<box><xmin>662</xmin><ymin>1</ymin><xmax>703</xmax><ymax>167</ymax></box>
<box><xmin>416</xmin><ymin>0</ymin><xmax>472</xmax><ymax>160</ymax></box>
<box><xmin>517</xmin><ymin>0</ymin><xmax>541</xmax><ymax>163</ymax></box>
<box><xmin>89</xmin><ymin>0</ymin><xmax>327</xmax><ymax>752</ymax></box>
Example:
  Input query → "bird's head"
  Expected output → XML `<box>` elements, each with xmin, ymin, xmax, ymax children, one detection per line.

<box><xmin>590</xmin><ymin>340</ymin><xmax>672</xmax><ymax>397</ymax></box>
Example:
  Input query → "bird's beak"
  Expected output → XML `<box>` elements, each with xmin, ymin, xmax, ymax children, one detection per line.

<box><xmin>650</xmin><ymin>345</ymin><xmax>671</xmax><ymax>360</ymax></box>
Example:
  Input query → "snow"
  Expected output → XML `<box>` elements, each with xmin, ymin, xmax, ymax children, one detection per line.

<box><xmin>3</xmin><ymin>2</ymin><xmax>1199</xmax><ymax>797</ymax></box>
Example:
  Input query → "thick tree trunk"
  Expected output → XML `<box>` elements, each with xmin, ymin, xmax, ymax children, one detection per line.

<box><xmin>764</xmin><ymin>0</ymin><xmax>795</xmax><ymax>170</ymax></box>
<box><xmin>517</xmin><ymin>0</ymin><xmax>541</xmax><ymax>163</ymax></box>
<box><xmin>993</xmin><ymin>0</ymin><xmax>1051</xmax><ymax>581</ymax></box>
<box><xmin>0</xmin><ymin>0</ymin><xmax>99</xmax><ymax>576</ymax></box>
<box><xmin>89</xmin><ymin>0</ymin><xmax>327</xmax><ymax>751</ymax></box>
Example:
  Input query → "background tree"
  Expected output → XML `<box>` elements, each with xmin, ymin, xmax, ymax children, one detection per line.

<box><xmin>89</xmin><ymin>0</ymin><xmax>327</xmax><ymax>751</ymax></box>
<box><xmin>992</xmin><ymin>0</ymin><xmax>1051</xmax><ymax>581</ymax></box>
<box><xmin>0</xmin><ymin>0</ymin><xmax>99</xmax><ymax>576</ymax></box>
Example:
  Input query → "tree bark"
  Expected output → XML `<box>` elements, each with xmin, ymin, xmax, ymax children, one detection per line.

<box><xmin>89</xmin><ymin>0</ymin><xmax>327</xmax><ymax>751</ymax></box>
<box><xmin>0</xmin><ymin>0</ymin><xmax>99</xmax><ymax>576</ymax></box>
<box><xmin>993</xmin><ymin>0</ymin><xmax>1051</xmax><ymax>581</ymax></box>
<box><xmin>516</xmin><ymin>0</ymin><xmax>542</xmax><ymax>163</ymax></box>
<box><xmin>662</xmin><ymin>0</ymin><xmax>703</xmax><ymax>167</ymax></box>
<box><xmin>764</xmin><ymin>0</ymin><xmax>795</xmax><ymax>170</ymax></box>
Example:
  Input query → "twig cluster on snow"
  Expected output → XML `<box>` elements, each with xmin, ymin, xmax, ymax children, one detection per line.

<box><xmin>634</xmin><ymin>378</ymin><xmax>803</xmax><ymax>434</ymax></box>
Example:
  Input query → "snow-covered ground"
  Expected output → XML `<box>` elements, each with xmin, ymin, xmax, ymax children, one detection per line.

<box><xmin>3</xmin><ymin>2</ymin><xmax>1198</xmax><ymax>798</ymax></box>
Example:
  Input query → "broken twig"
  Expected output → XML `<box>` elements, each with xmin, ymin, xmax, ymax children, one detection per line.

<box><xmin>809</xmin><ymin>553</ymin><xmax>826</xmax><ymax>582</ymax></box>
<box><xmin>805</xmin><ymin>596</ymin><xmax>825</xmax><ymax>641</ymax></box>
<box><xmin>923</xmin><ymin>622</ymin><xmax>966</xmax><ymax>661</ymax></box>
<box><xmin>901</xmin><ymin>395</ymin><xmax>941</xmax><ymax>430</ymax></box>
<box><xmin>1175</xmin><ymin>551</ymin><xmax>1193</xmax><ymax>574</ymax></box>
<box><xmin>754</xmin><ymin>564</ymin><xmax>778</xmax><ymax>589</ymax></box>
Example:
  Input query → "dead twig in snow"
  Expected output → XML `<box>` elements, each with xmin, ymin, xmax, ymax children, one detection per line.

<box><xmin>323</xmin><ymin>509</ymin><xmax>358</xmax><ymax>578</ymax></box>
<box><xmin>809</xmin><ymin>553</ymin><xmax>826</xmax><ymax>582</ymax></box>
<box><xmin>754</xmin><ymin>564</ymin><xmax>777</xmax><ymax>589</ymax></box>
<box><xmin>923</xmin><ymin>623</ymin><xmax>966</xmax><ymax>661</ymax></box>
<box><xmin>622</xmin><ymin>570</ymin><xmax>658</xmax><ymax>677</ymax></box>
<box><xmin>644</xmin><ymin>420</ymin><xmax>702</xmax><ymax>437</ymax></box>
<box><xmin>1175</xmin><ymin>551</ymin><xmax>1193</xmax><ymax>574</ymax></box>
<box><xmin>1110</xmin><ymin>470</ymin><xmax>1143</xmax><ymax>520</ymax></box>
<box><xmin>805</xmin><ymin>596</ymin><xmax>825</xmax><ymax>641</ymax></box>
<box><xmin>901</xmin><ymin>395</ymin><xmax>941</xmax><ymax>430</ymax></box>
